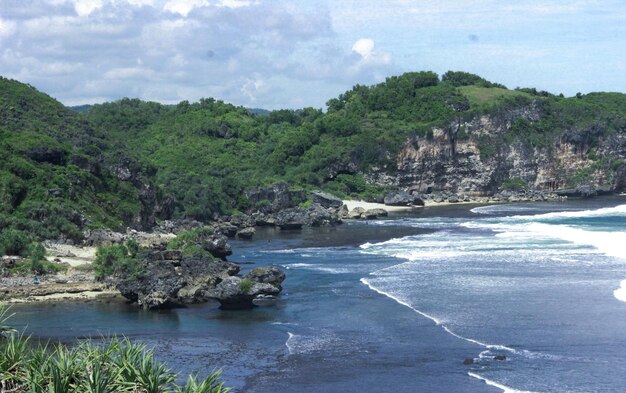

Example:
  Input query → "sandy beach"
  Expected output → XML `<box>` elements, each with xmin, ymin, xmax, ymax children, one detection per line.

<box><xmin>342</xmin><ymin>198</ymin><xmax>483</xmax><ymax>212</ymax></box>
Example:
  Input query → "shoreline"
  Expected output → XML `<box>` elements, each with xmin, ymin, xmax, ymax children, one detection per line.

<box><xmin>1</xmin><ymin>281</ymin><xmax>120</xmax><ymax>304</ymax></box>
<box><xmin>342</xmin><ymin>198</ymin><xmax>490</xmax><ymax>212</ymax></box>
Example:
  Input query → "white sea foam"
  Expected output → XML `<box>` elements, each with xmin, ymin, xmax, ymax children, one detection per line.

<box><xmin>519</xmin><ymin>223</ymin><xmax>626</xmax><ymax>260</ymax></box>
<box><xmin>284</xmin><ymin>331</ymin><xmax>337</xmax><ymax>355</ymax></box>
<box><xmin>613</xmin><ymin>279</ymin><xmax>626</xmax><ymax>302</ymax></box>
<box><xmin>361</xmin><ymin>277</ymin><xmax>519</xmax><ymax>353</ymax></box>
<box><xmin>510</xmin><ymin>204</ymin><xmax>626</xmax><ymax>220</ymax></box>
<box><xmin>285</xmin><ymin>332</ymin><xmax>295</xmax><ymax>354</ymax></box>
<box><xmin>362</xmin><ymin>276</ymin><xmax>565</xmax><ymax>361</ymax></box>
<box><xmin>282</xmin><ymin>263</ymin><xmax>352</xmax><ymax>274</ymax></box>
<box><xmin>468</xmin><ymin>372</ymin><xmax>536</xmax><ymax>393</ymax></box>
<box><xmin>461</xmin><ymin>220</ymin><xmax>626</xmax><ymax>260</ymax></box>
<box><xmin>471</xmin><ymin>204</ymin><xmax>542</xmax><ymax>215</ymax></box>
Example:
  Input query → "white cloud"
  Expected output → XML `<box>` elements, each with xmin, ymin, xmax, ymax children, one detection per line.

<box><xmin>217</xmin><ymin>0</ymin><xmax>256</xmax><ymax>8</ymax></box>
<box><xmin>73</xmin><ymin>0</ymin><xmax>103</xmax><ymax>16</ymax></box>
<box><xmin>0</xmin><ymin>17</ymin><xmax>17</xmax><ymax>39</ymax></box>
<box><xmin>351</xmin><ymin>38</ymin><xmax>392</xmax><ymax>68</ymax></box>
<box><xmin>241</xmin><ymin>76</ymin><xmax>267</xmax><ymax>101</ymax></box>
<box><xmin>163</xmin><ymin>0</ymin><xmax>210</xmax><ymax>16</ymax></box>
<box><xmin>103</xmin><ymin>66</ymin><xmax>152</xmax><ymax>79</ymax></box>
<box><xmin>352</xmin><ymin>38</ymin><xmax>374</xmax><ymax>58</ymax></box>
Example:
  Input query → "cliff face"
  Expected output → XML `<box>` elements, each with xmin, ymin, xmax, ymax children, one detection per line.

<box><xmin>367</xmin><ymin>103</ymin><xmax>626</xmax><ymax>196</ymax></box>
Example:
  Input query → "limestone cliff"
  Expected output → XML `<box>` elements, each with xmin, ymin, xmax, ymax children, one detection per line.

<box><xmin>367</xmin><ymin>101</ymin><xmax>626</xmax><ymax>196</ymax></box>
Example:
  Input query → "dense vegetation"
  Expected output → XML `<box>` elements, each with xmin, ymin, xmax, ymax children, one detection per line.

<box><xmin>2</xmin><ymin>71</ymin><xmax>625</xmax><ymax>241</ymax></box>
<box><xmin>0</xmin><ymin>306</ymin><xmax>229</xmax><ymax>392</ymax></box>
<box><xmin>0</xmin><ymin>77</ymin><xmax>160</xmax><ymax>241</ymax></box>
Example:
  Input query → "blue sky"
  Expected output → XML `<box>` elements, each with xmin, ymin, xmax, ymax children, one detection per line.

<box><xmin>1</xmin><ymin>0</ymin><xmax>625</xmax><ymax>109</ymax></box>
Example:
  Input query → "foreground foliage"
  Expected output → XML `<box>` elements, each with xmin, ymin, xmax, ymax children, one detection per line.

<box><xmin>0</xmin><ymin>307</ymin><xmax>229</xmax><ymax>393</ymax></box>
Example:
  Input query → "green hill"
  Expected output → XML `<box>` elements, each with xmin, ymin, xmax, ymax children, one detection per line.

<box><xmin>2</xmin><ymin>71</ymin><xmax>625</xmax><ymax>241</ymax></box>
<box><xmin>0</xmin><ymin>77</ymin><xmax>166</xmax><ymax>241</ymax></box>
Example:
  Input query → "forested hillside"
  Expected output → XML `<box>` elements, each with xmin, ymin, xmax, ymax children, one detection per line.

<box><xmin>2</xmin><ymin>71</ymin><xmax>625</xmax><ymax>241</ymax></box>
<box><xmin>0</xmin><ymin>77</ymin><xmax>168</xmax><ymax>242</ymax></box>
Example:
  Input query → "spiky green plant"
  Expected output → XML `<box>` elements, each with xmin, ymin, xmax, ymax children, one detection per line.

<box><xmin>0</xmin><ymin>305</ymin><xmax>16</xmax><ymax>336</ymax></box>
<box><xmin>0</xmin><ymin>310</ymin><xmax>230</xmax><ymax>392</ymax></box>
<box><xmin>176</xmin><ymin>372</ymin><xmax>231</xmax><ymax>393</ymax></box>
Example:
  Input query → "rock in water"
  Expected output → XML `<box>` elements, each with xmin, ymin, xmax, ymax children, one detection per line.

<box><xmin>207</xmin><ymin>266</ymin><xmax>286</xmax><ymax>310</ymax></box>
<box><xmin>236</xmin><ymin>227</ymin><xmax>256</xmax><ymax>240</ymax></box>
<box><xmin>245</xmin><ymin>266</ymin><xmax>286</xmax><ymax>289</ymax></box>
<box><xmin>115</xmin><ymin>251</ymin><xmax>239</xmax><ymax>310</ymax></box>
<box><xmin>275</xmin><ymin>208</ymin><xmax>307</xmax><ymax>229</ymax></box>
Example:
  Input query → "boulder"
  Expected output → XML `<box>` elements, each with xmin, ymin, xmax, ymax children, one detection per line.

<box><xmin>252</xmin><ymin>212</ymin><xmax>276</xmax><ymax>226</ymax></box>
<box><xmin>275</xmin><ymin>208</ymin><xmax>307</xmax><ymax>229</ymax></box>
<box><xmin>310</xmin><ymin>191</ymin><xmax>343</xmax><ymax>209</ymax></box>
<box><xmin>236</xmin><ymin>227</ymin><xmax>256</xmax><ymax>240</ymax></box>
<box><xmin>229</xmin><ymin>214</ymin><xmax>256</xmax><ymax>229</ymax></box>
<box><xmin>214</xmin><ymin>223</ymin><xmax>238</xmax><ymax>238</ymax></box>
<box><xmin>339</xmin><ymin>204</ymin><xmax>349</xmax><ymax>219</ymax></box>
<box><xmin>305</xmin><ymin>204</ymin><xmax>342</xmax><ymax>227</ymax></box>
<box><xmin>245</xmin><ymin>266</ymin><xmax>286</xmax><ymax>290</ymax></box>
<box><xmin>362</xmin><ymin>208</ymin><xmax>388</xmax><ymax>219</ymax></box>
<box><xmin>348</xmin><ymin>207</ymin><xmax>366</xmax><ymax>219</ymax></box>
<box><xmin>202</xmin><ymin>233</ymin><xmax>232</xmax><ymax>260</ymax></box>
<box><xmin>463</xmin><ymin>358</ymin><xmax>475</xmax><ymax>365</ymax></box>
<box><xmin>447</xmin><ymin>195</ymin><xmax>459</xmax><ymax>203</ymax></box>
<box><xmin>383</xmin><ymin>190</ymin><xmax>424</xmax><ymax>206</ymax></box>
<box><xmin>207</xmin><ymin>266</ymin><xmax>285</xmax><ymax>310</ymax></box>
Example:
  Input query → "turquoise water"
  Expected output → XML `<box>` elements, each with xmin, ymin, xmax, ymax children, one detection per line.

<box><xmin>10</xmin><ymin>196</ymin><xmax>626</xmax><ymax>392</ymax></box>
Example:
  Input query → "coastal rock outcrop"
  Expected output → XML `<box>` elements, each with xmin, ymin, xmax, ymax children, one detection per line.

<box><xmin>275</xmin><ymin>204</ymin><xmax>342</xmax><ymax>229</ymax></box>
<box><xmin>207</xmin><ymin>266</ymin><xmax>286</xmax><ymax>310</ymax></box>
<box><xmin>344</xmin><ymin>207</ymin><xmax>388</xmax><ymax>220</ymax></box>
<box><xmin>115</xmin><ymin>250</ymin><xmax>240</xmax><ymax>309</ymax></box>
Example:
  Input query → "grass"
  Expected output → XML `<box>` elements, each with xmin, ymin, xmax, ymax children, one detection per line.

<box><xmin>458</xmin><ymin>86</ymin><xmax>531</xmax><ymax>106</ymax></box>
<box><xmin>239</xmin><ymin>278</ymin><xmax>253</xmax><ymax>294</ymax></box>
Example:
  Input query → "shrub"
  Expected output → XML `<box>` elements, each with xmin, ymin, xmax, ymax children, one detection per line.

<box><xmin>501</xmin><ymin>178</ymin><xmax>529</xmax><ymax>192</ymax></box>
<box><xmin>167</xmin><ymin>227</ymin><xmax>214</xmax><ymax>257</ymax></box>
<box><xmin>93</xmin><ymin>241</ymin><xmax>141</xmax><ymax>279</ymax></box>
<box><xmin>0</xmin><ymin>229</ymin><xmax>32</xmax><ymax>256</ymax></box>
<box><xmin>239</xmin><ymin>278</ymin><xmax>253</xmax><ymax>294</ymax></box>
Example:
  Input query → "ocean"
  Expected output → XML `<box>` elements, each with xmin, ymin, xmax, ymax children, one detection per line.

<box><xmin>10</xmin><ymin>196</ymin><xmax>626</xmax><ymax>392</ymax></box>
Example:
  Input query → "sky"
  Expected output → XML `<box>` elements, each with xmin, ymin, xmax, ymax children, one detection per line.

<box><xmin>1</xmin><ymin>0</ymin><xmax>626</xmax><ymax>109</ymax></box>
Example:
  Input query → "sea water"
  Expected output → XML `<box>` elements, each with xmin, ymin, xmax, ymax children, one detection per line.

<box><xmin>9</xmin><ymin>196</ymin><xmax>626</xmax><ymax>392</ymax></box>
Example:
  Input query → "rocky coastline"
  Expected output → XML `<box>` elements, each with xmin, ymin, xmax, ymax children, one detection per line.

<box><xmin>1</xmin><ymin>182</ymin><xmax>614</xmax><ymax>309</ymax></box>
